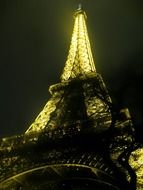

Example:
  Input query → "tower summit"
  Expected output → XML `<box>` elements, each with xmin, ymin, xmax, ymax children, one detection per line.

<box><xmin>0</xmin><ymin>6</ymin><xmax>142</xmax><ymax>190</ymax></box>
<box><xmin>61</xmin><ymin>8</ymin><xmax>96</xmax><ymax>81</ymax></box>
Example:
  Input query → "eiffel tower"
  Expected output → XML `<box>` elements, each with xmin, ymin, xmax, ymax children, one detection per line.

<box><xmin>0</xmin><ymin>5</ymin><xmax>143</xmax><ymax>190</ymax></box>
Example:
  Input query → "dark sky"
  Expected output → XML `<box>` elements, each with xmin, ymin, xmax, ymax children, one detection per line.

<box><xmin>0</xmin><ymin>0</ymin><xmax>143</xmax><ymax>140</ymax></box>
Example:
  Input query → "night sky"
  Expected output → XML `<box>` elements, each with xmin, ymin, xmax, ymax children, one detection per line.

<box><xmin>0</xmin><ymin>0</ymin><xmax>143</xmax><ymax>141</ymax></box>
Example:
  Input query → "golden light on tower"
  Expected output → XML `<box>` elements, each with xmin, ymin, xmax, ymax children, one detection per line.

<box><xmin>26</xmin><ymin>8</ymin><xmax>96</xmax><ymax>134</ymax></box>
<box><xmin>1</xmin><ymin>4</ymin><xmax>143</xmax><ymax>190</ymax></box>
<box><xmin>61</xmin><ymin>8</ymin><xmax>96</xmax><ymax>81</ymax></box>
<box><xmin>129</xmin><ymin>148</ymin><xmax>143</xmax><ymax>189</ymax></box>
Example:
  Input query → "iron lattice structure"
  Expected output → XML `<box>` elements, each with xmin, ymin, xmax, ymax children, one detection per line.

<box><xmin>0</xmin><ymin>8</ymin><xmax>143</xmax><ymax>190</ymax></box>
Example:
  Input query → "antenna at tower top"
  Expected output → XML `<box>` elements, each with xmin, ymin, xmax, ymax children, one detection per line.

<box><xmin>78</xmin><ymin>3</ymin><xmax>82</xmax><ymax>10</ymax></box>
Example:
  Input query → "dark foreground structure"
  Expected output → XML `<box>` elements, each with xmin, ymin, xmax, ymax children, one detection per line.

<box><xmin>0</xmin><ymin>7</ymin><xmax>143</xmax><ymax>190</ymax></box>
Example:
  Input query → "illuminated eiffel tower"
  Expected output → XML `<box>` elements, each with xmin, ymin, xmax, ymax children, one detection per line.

<box><xmin>0</xmin><ymin>5</ymin><xmax>143</xmax><ymax>190</ymax></box>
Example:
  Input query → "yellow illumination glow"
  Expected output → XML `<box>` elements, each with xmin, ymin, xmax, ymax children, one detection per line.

<box><xmin>129</xmin><ymin>148</ymin><xmax>143</xmax><ymax>189</ymax></box>
<box><xmin>61</xmin><ymin>10</ymin><xmax>96</xmax><ymax>81</ymax></box>
<box><xmin>26</xmin><ymin>10</ymin><xmax>96</xmax><ymax>134</ymax></box>
<box><xmin>25</xmin><ymin>96</ymin><xmax>61</xmax><ymax>133</ymax></box>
